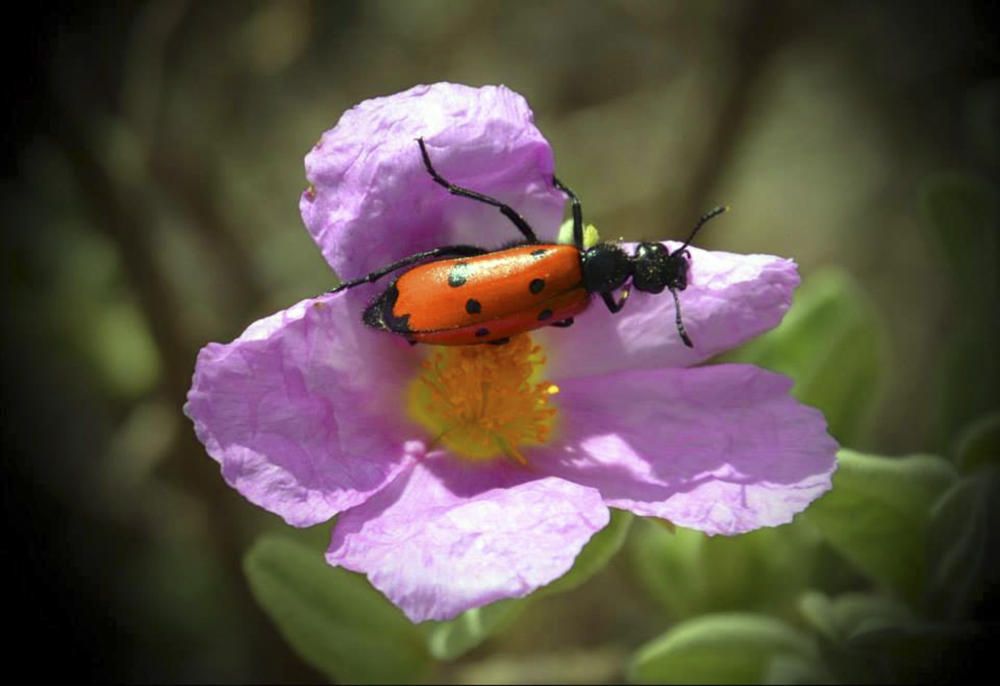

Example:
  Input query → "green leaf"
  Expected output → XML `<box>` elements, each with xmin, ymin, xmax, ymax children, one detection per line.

<box><xmin>628</xmin><ymin>613</ymin><xmax>818</xmax><ymax>684</ymax></box>
<box><xmin>424</xmin><ymin>510</ymin><xmax>633</xmax><ymax>661</ymax></box>
<box><xmin>729</xmin><ymin>268</ymin><xmax>886</xmax><ymax>446</ymax></box>
<box><xmin>926</xmin><ymin>466</ymin><xmax>1000</xmax><ymax>620</ymax></box>
<box><xmin>845</xmin><ymin>620</ymin><xmax>986</xmax><ymax>683</ymax></box>
<box><xmin>797</xmin><ymin>590</ymin><xmax>980</xmax><ymax>683</ymax></box>
<box><xmin>243</xmin><ymin>535</ymin><xmax>430</xmax><ymax>683</ymax></box>
<box><xmin>919</xmin><ymin>174</ymin><xmax>1000</xmax><ymax>443</ymax></box>
<box><xmin>424</xmin><ymin>599</ymin><xmax>525</xmax><ymax>662</ymax></box>
<box><xmin>804</xmin><ymin>450</ymin><xmax>957</xmax><ymax>602</ymax></box>
<box><xmin>540</xmin><ymin>509</ymin><xmax>632</xmax><ymax>596</ymax></box>
<box><xmin>952</xmin><ymin>411</ymin><xmax>1000</xmax><ymax>474</ymax></box>
<box><xmin>629</xmin><ymin>517</ymin><xmax>820</xmax><ymax>620</ymax></box>
<box><xmin>798</xmin><ymin>591</ymin><xmax>914</xmax><ymax>644</ymax></box>
<box><xmin>919</xmin><ymin>172</ymin><xmax>998</xmax><ymax>284</ymax></box>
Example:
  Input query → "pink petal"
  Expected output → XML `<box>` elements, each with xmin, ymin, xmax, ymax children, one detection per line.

<box><xmin>532</xmin><ymin>363</ymin><xmax>837</xmax><ymax>535</ymax></box>
<box><xmin>327</xmin><ymin>457</ymin><xmax>609</xmax><ymax>622</ymax></box>
<box><xmin>301</xmin><ymin>83</ymin><xmax>565</xmax><ymax>281</ymax></box>
<box><xmin>537</xmin><ymin>245</ymin><xmax>800</xmax><ymax>379</ymax></box>
<box><xmin>184</xmin><ymin>292</ymin><xmax>422</xmax><ymax>527</ymax></box>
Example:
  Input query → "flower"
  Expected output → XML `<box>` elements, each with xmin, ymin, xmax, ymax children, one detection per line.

<box><xmin>185</xmin><ymin>83</ymin><xmax>838</xmax><ymax>623</ymax></box>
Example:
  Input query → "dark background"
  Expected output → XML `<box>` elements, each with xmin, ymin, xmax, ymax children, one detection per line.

<box><xmin>3</xmin><ymin>1</ymin><xmax>997</xmax><ymax>681</ymax></box>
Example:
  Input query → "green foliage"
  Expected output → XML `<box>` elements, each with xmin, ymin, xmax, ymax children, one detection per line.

<box><xmin>952</xmin><ymin>411</ymin><xmax>1000</xmax><ymax>474</ymax></box>
<box><xmin>799</xmin><ymin>591</ymin><xmax>914</xmax><ymax>645</ymax></box>
<box><xmin>541</xmin><ymin>509</ymin><xmax>633</xmax><ymax>597</ymax></box>
<box><xmin>919</xmin><ymin>173</ymin><xmax>1000</xmax><ymax>444</ymax></box>
<box><xmin>627</xmin><ymin>437</ymin><xmax>996</xmax><ymax>686</ymax></box>
<box><xmin>629</xmin><ymin>518</ymin><xmax>820</xmax><ymax>621</ymax></box>
<box><xmin>424</xmin><ymin>600</ymin><xmax>524</xmax><ymax>663</ymax></box>
<box><xmin>628</xmin><ymin>613</ymin><xmax>822</xmax><ymax>684</ymax></box>
<box><xmin>730</xmin><ymin>268</ymin><xmax>886</xmax><ymax>445</ymax></box>
<box><xmin>424</xmin><ymin>510</ymin><xmax>633</xmax><ymax>661</ymax></box>
<box><xmin>243</xmin><ymin>536</ymin><xmax>430</xmax><ymax>684</ymax></box>
<box><xmin>798</xmin><ymin>590</ymin><xmax>972</xmax><ymax>683</ymax></box>
<box><xmin>926</xmin><ymin>466</ymin><xmax>1000</xmax><ymax>621</ymax></box>
<box><xmin>919</xmin><ymin>173</ymin><xmax>998</xmax><ymax>286</ymax></box>
<box><xmin>804</xmin><ymin>450</ymin><xmax>957</xmax><ymax>602</ymax></box>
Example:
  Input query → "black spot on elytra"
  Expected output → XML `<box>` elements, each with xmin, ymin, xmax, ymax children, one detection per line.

<box><xmin>537</xmin><ymin>309</ymin><xmax>553</xmax><ymax>321</ymax></box>
<box><xmin>449</xmin><ymin>262</ymin><xmax>472</xmax><ymax>287</ymax></box>
<box><xmin>531</xmin><ymin>248</ymin><xmax>547</xmax><ymax>257</ymax></box>
<box><xmin>529</xmin><ymin>278</ymin><xmax>545</xmax><ymax>294</ymax></box>
<box><xmin>363</xmin><ymin>283</ymin><xmax>411</xmax><ymax>332</ymax></box>
<box><xmin>465</xmin><ymin>298</ymin><xmax>481</xmax><ymax>314</ymax></box>
<box><xmin>475</xmin><ymin>327</ymin><xmax>490</xmax><ymax>338</ymax></box>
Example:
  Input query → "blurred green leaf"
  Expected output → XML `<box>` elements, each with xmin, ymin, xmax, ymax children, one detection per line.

<box><xmin>424</xmin><ymin>599</ymin><xmax>524</xmax><ymax>663</ymax></box>
<box><xmin>540</xmin><ymin>509</ymin><xmax>632</xmax><ymax>597</ymax></box>
<box><xmin>926</xmin><ymin>466</ymin><xmax>1000</xmax><ymax>620</ymax></box>
<box><xmin>243</xmin><ymin>535</ymin><xmax>430</xmax><ymax>684</ymax></box>
<box><xmin>845</xmin><ymin>619</ymin><xmax>986</xmax><ymax>683</ymax></box>
<box><xmin>966</xmin><ymin>80</ymin><xmax>1000</xmax><ymax>164</ymax></box>
<box><xmin>453</xmin><ymin>647</ymin><xmax>626</xmax><ymax>685</ymax></box>
<box><xmin>730</xmin><ymin>268</ymin><xmax>886</xmax><ymax>445</ymax></box>
<box><xmin>628</xmin><ymin>613</ymin><xmax>819</xmax><ymax>685</ymax></box>
<box><xmin>919</xmin><ymin>172</ymin><xmax>998</xmax><ymax>283</ymax></box>
<box><xmin>89</xmin><ymin>300</ymin><xmax>162</xmax><ymax>396</ymax></box>
<box><xmin>952</xmin><ymin>411</ymin><xmax>1000</xmax><ymax>473</ymax></box>
<box><xmin>798</xmin><ymin>591</ymin><xmax>914</xmax><ymax>645</ymax></box>
<box><xmin>762</xmin><ymin>653</ymin><xmax>833</xmax><ymax>685</ymax></box>
<box><xmin>798</xmin><ymin>590</ymin><xmax>981</xmax><ymax>683</ymax></box>
<box><xmin>629</xmin><ymin>518</ymin><xmax>820</xmax><ymax>621</ymax></box>
<box><xmin>425</xmin><ymin>510</ymin><xmax>633</xmax><ymax>661</ymax></box>
<box><xmin>804</xmin><ymin>450</ymin><xmax>957</xmax><ymax>602</ymax></box>
<box><xmin>919</xmin><ymin>173</ymin><xmax>1000</xmax><ymax>443</ymax></box>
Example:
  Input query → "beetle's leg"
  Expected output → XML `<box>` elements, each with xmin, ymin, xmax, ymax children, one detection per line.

<box><xmin>328</xmin><ymin>245</ymin><xmax>487</xmax><ymax>293</ymax></box>
<box><xmin>552</xmin><ymin>177</ymin><xmax>584</xmax><ymax>251</ymax></box>
<box><xmin>417</xmin><ymin>138</ymin><xmax>539</xmax><ymax>243</ymax></box>
<box><xmin>550</xmin><ymin>318</ymin><xmax>575</xmax><ymax>328</ymax></box>
<box><xmin>670</xmin><ymin>288</ymin><xmax>694</xmax><ymax>348</ymax></box>
<box><xmin>600</xmin><ymin>286</ymin><xmax>632</xmax><ymax>314</ymax></box>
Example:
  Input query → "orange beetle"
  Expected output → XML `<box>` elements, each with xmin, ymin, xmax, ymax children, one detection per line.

<box><xmin>331</xmin><ymin>139</ymin><xmax>726</xmax><ymax>347</ymax></box>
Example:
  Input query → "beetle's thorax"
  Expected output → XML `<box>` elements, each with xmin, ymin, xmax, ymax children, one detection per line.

<box><xmin>580</xmin><ymin>243</ymin><xmax>632</xmax><ymax>294</ymax></box>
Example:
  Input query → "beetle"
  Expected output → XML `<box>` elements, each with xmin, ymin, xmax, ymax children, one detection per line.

<box><xmin>329</xmin><ymin>138</ymin><xmax>726</xmax><ymax>347</ymax></box>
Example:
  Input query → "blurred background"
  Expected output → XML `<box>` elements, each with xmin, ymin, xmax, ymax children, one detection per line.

<box><xmin>3</xmin><ymin>0</ymin><xmax>997</xmax><ymax>682</ymax></box>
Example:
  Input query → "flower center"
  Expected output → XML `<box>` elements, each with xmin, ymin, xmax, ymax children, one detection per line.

<box><xmin>406</xmin><ymin>334</ymin><xmax>559</xmax><ymax>465</ymax></box>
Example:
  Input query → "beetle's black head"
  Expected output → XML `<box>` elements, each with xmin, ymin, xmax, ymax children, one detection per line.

<box><xmin>631</xmin><ymin>242</ymin><xmax>691</xmax><ymax>294</ymax></box>
<box><xmin>581</xmin><ymin>243</ymin><xmax>632</xmax><ymax>294</ymax></box>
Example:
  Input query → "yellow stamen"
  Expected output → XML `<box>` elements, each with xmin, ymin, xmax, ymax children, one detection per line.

<box><xmin>406</xmin><ymin>334</ymin><xmax>559</xmax><ymax>465</ymax></box>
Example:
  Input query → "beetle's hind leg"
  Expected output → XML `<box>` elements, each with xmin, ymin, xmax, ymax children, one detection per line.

<box><xmin>328</xmin><ymin>245</ymin><xmax>487</xmax><ymax>294</ymax></box>
<box><xmin>550</xmin><ymin>318</ymin><xmax>575</xmax><ymax>328</ymax></box>
<box><xmin>417</xmin><ymin>138</ymin><xmax>540</xmax><ymax>243</ymax></box>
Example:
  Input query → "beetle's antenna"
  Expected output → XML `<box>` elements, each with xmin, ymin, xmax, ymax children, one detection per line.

<box><xmin>677</xmin><ymin>205</ymin><xmax>729</xmax><ymax>253</ymax></box>
<box><xmin>670</xmin><ymin>288</ymin><xmax>694</xmax><ymax>348</ymax></box>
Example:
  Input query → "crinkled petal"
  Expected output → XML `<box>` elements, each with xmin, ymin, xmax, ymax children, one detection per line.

<box><xmin>326</xmin><ymin>456</ymin><xmax>609</xmax><ymax>622</ymax></box>
<box><xmin>537</xmin><ymin>245</ymin><xmax>800</xmax><ymax>378</ymax></box>
<box><xmin>184</xmin><ymin>292</ymin><xmax>423</xmax><ymax>527</ymax></box>
<box><xmin>531</xmin><ymin>363</ymin><xmax>837</xmax><ymax>535</ymax></box>
<box><xmin>301</xmin><ymin>83</ymin><xmax>565</xmax><ymax>280</ymax></box>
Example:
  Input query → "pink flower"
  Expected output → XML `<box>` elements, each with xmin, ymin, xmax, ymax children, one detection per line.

<box><xmin>185</xmin><ymin>83</ymin><xmax>838</xmax><ymax>622</ymax></box>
